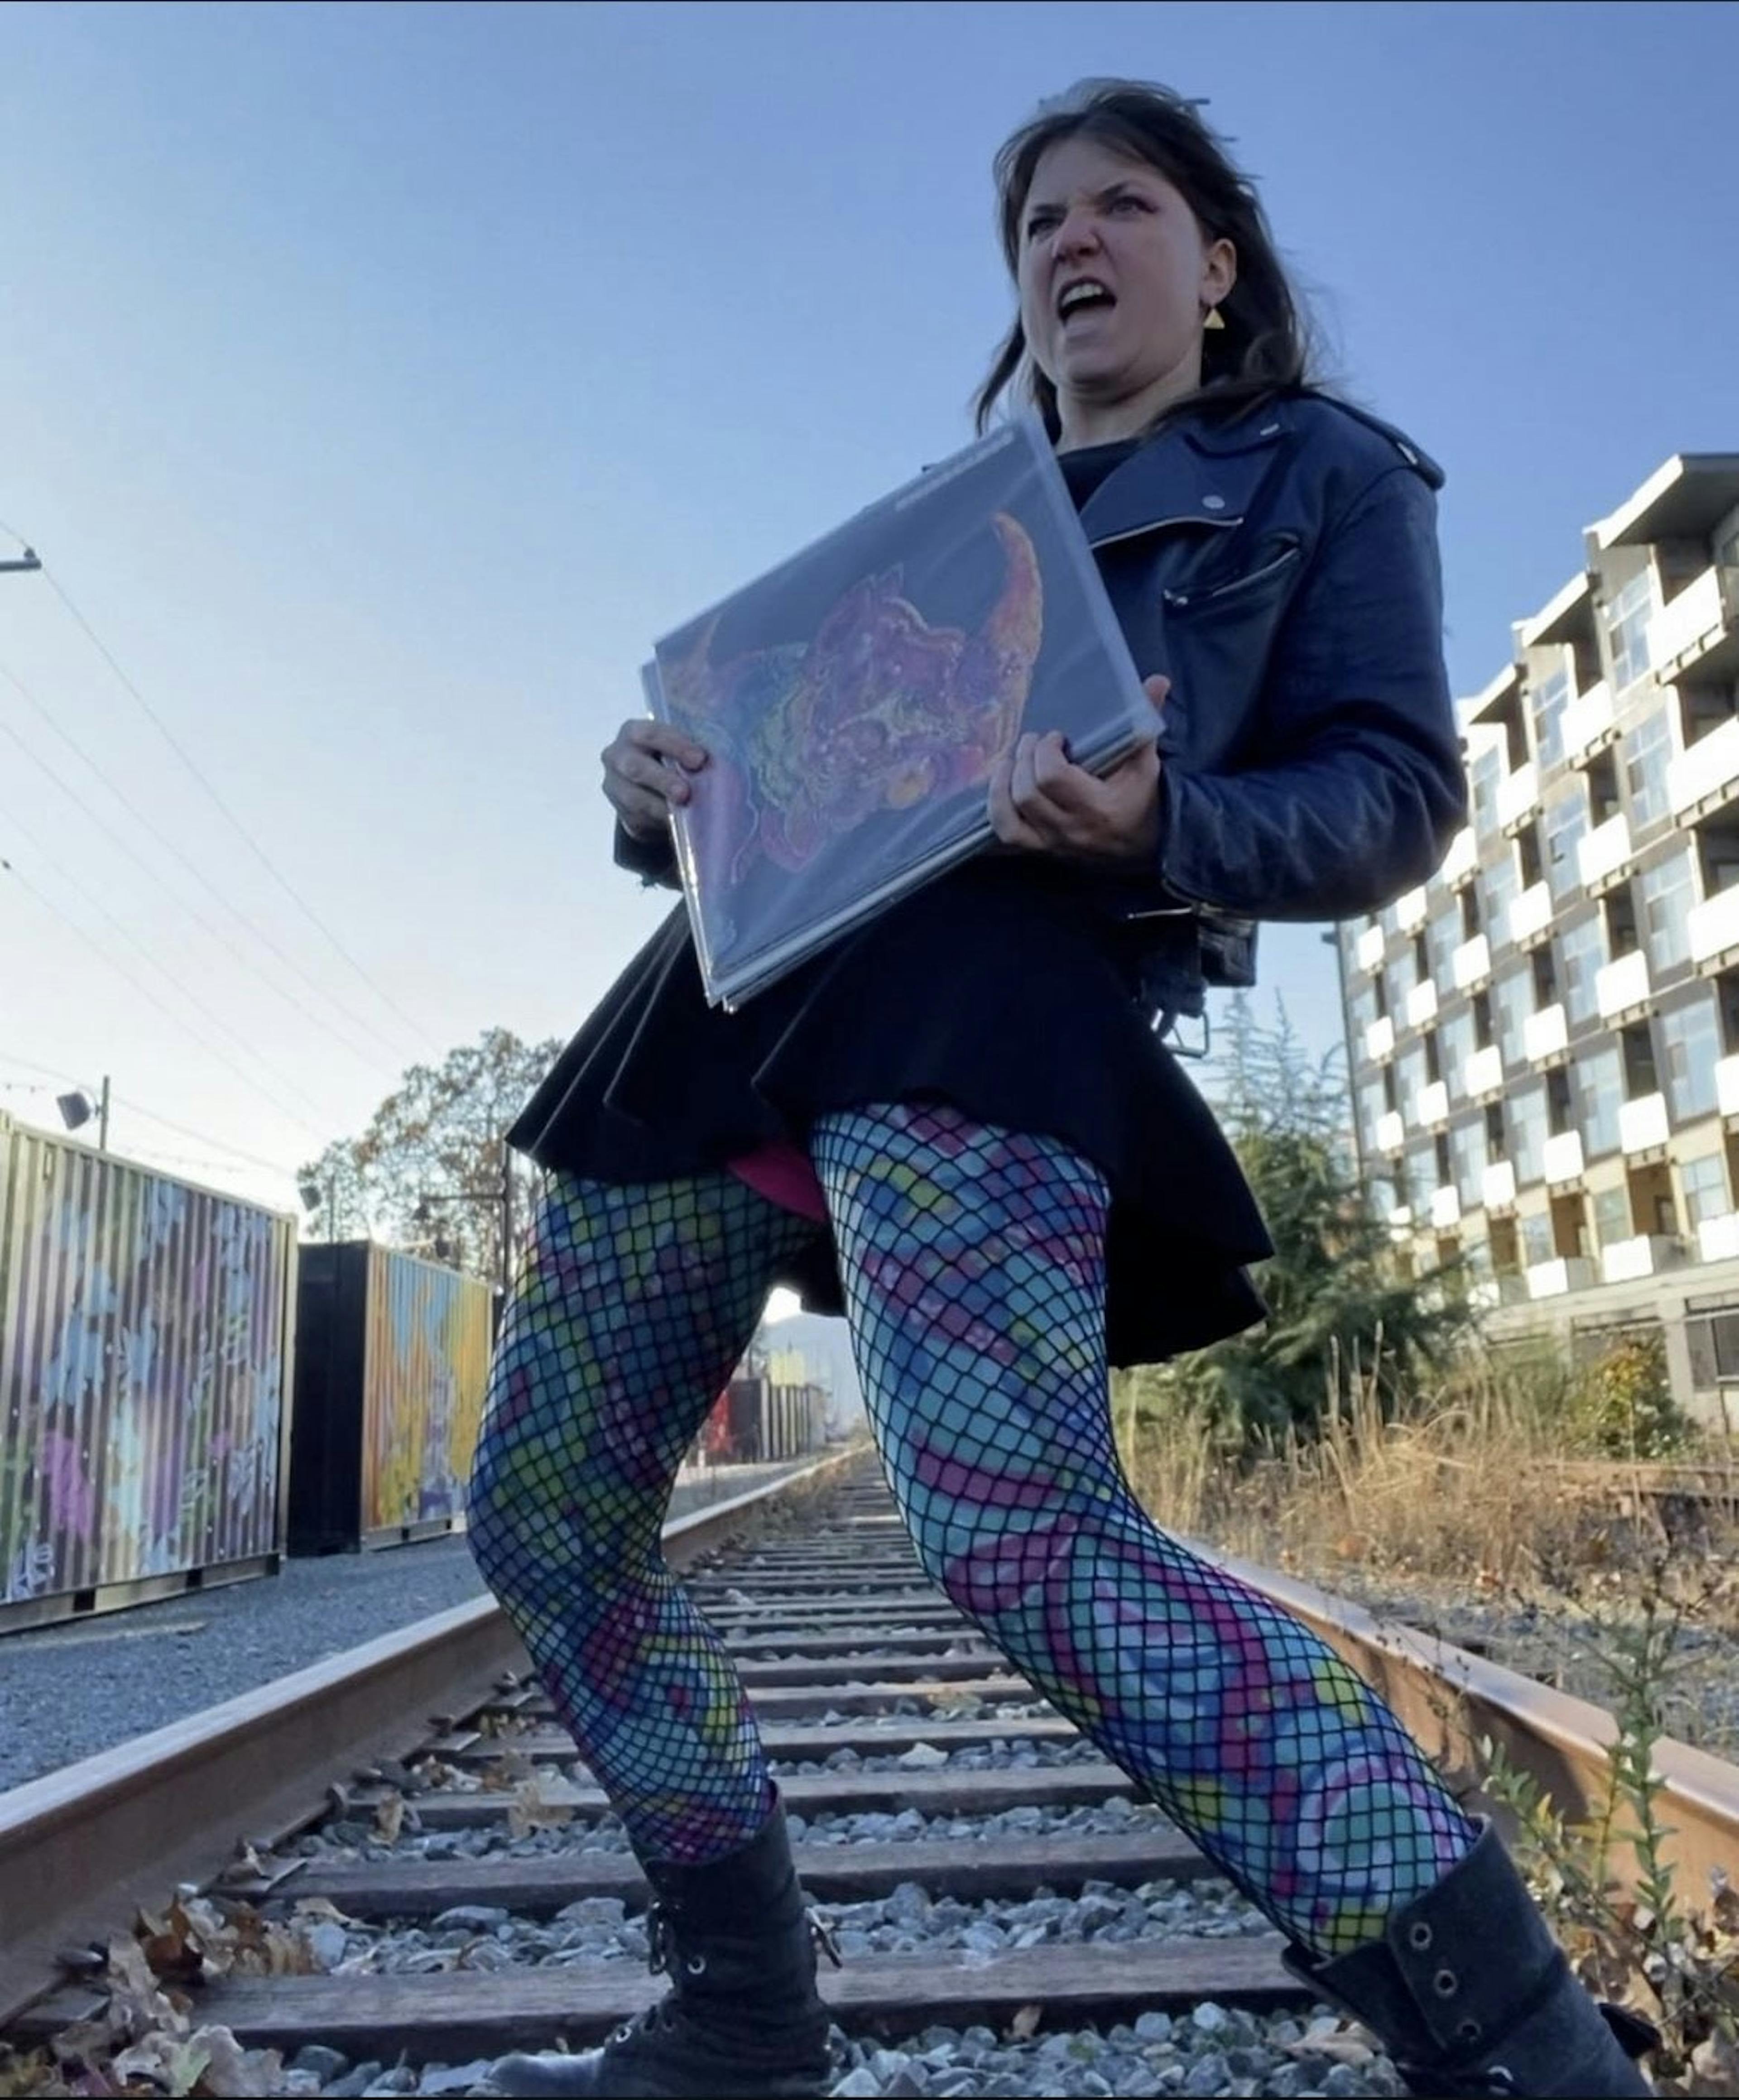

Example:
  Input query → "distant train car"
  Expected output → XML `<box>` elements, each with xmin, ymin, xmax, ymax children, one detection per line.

<box><xmin>0</xmin><ymin>1114</ymin><xmax>297</xmax><ymax>1633</ymax></box>
<box><xmin>289</xmin><ymin>1242</ymin><xmax>492</xmax><ymax>1553</ymax></box>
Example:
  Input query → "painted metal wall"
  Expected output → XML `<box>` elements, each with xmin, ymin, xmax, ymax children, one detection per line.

<box><xmin>360</xmin><ymin>1243</ymin><xmax>491</xmax><ymax>1534</ymax></box>
<box><xmin>0</xmin><ymin>1114</ymin><xmax>298</xmax><ymax>1607</ymax></box>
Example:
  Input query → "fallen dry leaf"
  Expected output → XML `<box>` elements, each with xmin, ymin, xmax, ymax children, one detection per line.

<box><xmin>1006</xmin><ymin>2003</ymin><xmax>1042</xmax><ymax>2041</ymax></box>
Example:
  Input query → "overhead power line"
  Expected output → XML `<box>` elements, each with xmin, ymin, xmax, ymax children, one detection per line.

<box><xmin>0</xmin><ymin>849</ymin><xmax>334</xmax><ymax>1145</ymax></box>
<box><xmin>0</xmin><ymin>661</ymin><xmax>403</xmax><ymax>1076</ymax></box>
<box><xmin>0</xmin><ymin>1049</ymin><xmax>312</xmax><ymax>1178</ymax></box>
<box><xmin>38</xmin><ymin>563</ymin><xmax>443</xmax><ymax>1059</ymax></box>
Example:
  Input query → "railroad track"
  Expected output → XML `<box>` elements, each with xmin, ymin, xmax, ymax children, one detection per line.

<box><xmin>5</xmin><ymin>1447</ymin><xmax>1739</xmax><ymax>2097</ymax></box>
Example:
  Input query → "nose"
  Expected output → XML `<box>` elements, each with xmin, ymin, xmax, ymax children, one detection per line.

<box><xmin>1051</xmin><ymin>204</ymin><xmax>1102</xmax><ymax>263</ymax></box>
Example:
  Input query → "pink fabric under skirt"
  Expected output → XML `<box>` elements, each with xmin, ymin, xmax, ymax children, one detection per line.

<box><xmin>726</xmin><ymin>1139</ymin><xmax>829</xmax><ymax>1223</ymax></box>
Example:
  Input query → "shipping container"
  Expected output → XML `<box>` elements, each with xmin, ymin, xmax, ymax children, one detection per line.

<box><xmin>0</xmin><ymin>1115</ymin><xmax>298</xmax><ymax>1632</ymax></box>
<box><xmin>289</xmin><ymin>1242</ymin><xmax>492</xmax><ymax>1552</ymax></box>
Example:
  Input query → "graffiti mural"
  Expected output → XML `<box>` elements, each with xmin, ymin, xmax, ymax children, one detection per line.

<box><xmin>0</xmin><ymin>1116</ymin><xmax>297</xmax><ymax>1608</ymax></box>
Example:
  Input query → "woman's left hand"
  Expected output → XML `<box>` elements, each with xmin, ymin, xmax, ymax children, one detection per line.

<box><xmin>988</xmin><ymin>675</ymin><xmax>1170</xmax><ymax>864</ymax></box>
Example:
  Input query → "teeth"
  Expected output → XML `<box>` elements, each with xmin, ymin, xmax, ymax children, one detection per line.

<box><xmin>1058</xmin><ymin>282</ymin><xmax>1110</xmax><ymax>315</ymax></box>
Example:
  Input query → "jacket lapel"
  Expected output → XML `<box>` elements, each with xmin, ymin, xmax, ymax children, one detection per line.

<box><xmin>1077</xmin><ymin>405</ymin><xmax>1293</xmax><ymax>551</ymax></box>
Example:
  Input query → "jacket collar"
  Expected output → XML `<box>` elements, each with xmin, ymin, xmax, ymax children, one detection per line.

<box><xmin>1074</xmin><ymin>399</ymin><xmax>1292</xmax><ymax>550</ymax></box>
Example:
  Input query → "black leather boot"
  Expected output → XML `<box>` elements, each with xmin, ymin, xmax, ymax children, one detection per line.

<box><xmin>480</xmin><ymin>1797</ymin><xmax>836</xmax><ymax>2098</ymax></box>
<box><xmin>1282</xmin><ymin>1821</ymin><xmax>1656</xmax><ymax>2096</ymax></box>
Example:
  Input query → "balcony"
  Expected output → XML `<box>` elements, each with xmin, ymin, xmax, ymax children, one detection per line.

<box><xmin>1648</xmin><ymin>564</ymin><xmax>1739</xmax><ymax>685</ymax></box>
<box><xmin>1406</xmin><ymin>979</ymin><xmax>1439</xmax><ymax>1029</ymax></box>
<box><xmin>1464</xmin><ymin>1043</ymin><xmax>1504</xmax><ymax>1100</ymax></box>
<box><xmin>1388</xmin><ymin>1200</ymin><xmax>1413</xmax><ymax>1229</ymax></box>
<box><xmin>1438</xmin><ymin>827</ymin><xmax>1478</xmax><ymax>890</ymax></box>
<box><xmin>1394</xmin><ymin>885</ymin><xmax>1430</xmax><ymax>935</ymax></box>
<box><xmin>1688</xmin><ymin>883</ymin><xmax>1739</xmax><ymax>972</ymax></box>
<box><xmin>1364</xmin><ymin>1014</ymin><xmax>1396</xmax><ymax>1063</ymax></box>
<box><xmin>1482</xmin><ymin>1159</ymin><xmax>1517</xmax><ymax>1212</ymax></box>
<box><xmin>1577</xmin><ymin>811</ymin><xmax>1633</xmax><ymax>894</ymax></box>
<box><xmin>1506</xmin><ymin>882</ymin><xmax>1554</xmax><ymax>948</ymax></box>
<box><xmin>1430</xmin><ymin>1186</ymin><xmax>1462</xmax><ymax>1230</ymax></box>
<box><xmin>1375</xmin><ymin>1109</ymin><xmax>1405</xmax><ymax>1153</ymax></box>
<box><xmin>1560</xmin><ymin>680</ymin><xmax>1616</xmax><ymax>766</ymax></box>
<box><xmin>1668</xmin><ymin>714</ymin><xmax>1739</xmax><ymax>822</ymax></box>
<box><xmin>1544</xmin><ymin>1130</ymin><xmax>1585</xmax><ymax>1184</ymax></box>
<box><xmin>1356</xmin><ymin>922</ymin><xmax>1387</xmax><ymax>972</ymax></box>
<box><xmin>1452</xmin><ymin>933</ymin><xmax>1492</xmax><ymax>992</ymax></box>
<box><xmin>1526</xmin><ymin>1256</ymin><xmax>1598</xmax><ymax>1299</ymax></box>
<box><xmin>1618</xmin><ymin>1090</ymin><xmax>1670</xmax><ymax>1155</ymax></box>
<box><xmin>1497</xmin><ymin>762</ymin><xmax>1540</xmax><ymax>836</ymax></box>
<box><xmin>1717</xmin><ymin>1054</ymin><xmax>1739</xmax><ymax>1120</ymax></box>
<box><xmin>1524</xmin><ymin>1002</ymin><xmax>1568</xmax><ymax>1062</ymax></box>
<box><xmin>1600</xmin><ymin>1233</ymin><xmax>1686</xmax><ymax>1284</ymax></box>
<box><xmin>1415</xmin><ymin>1080</ymin><xmax>1450</xmax><ymax>1128</ymax></box>
<box><xmin>1595</xmin><ymin>948</ymin><xmax>1651</xmax><ymax>1022</ymax></box>
<box><xmin>1698</xmin><ymin>1213</ymin><xmax>1739</xmax><ymax>1263</ymax></box>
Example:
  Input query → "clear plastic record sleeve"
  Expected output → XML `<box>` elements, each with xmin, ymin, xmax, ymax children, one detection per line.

<box><xmin>643</xmin><ymin>412</ymin><xmax>1156</xmax><ymax>1011</ymax></box>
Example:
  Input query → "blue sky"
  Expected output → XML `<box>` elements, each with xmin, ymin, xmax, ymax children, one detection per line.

<box><xmin>1</xmin><ymin>0</ymin><xmax>1734</xmax><ymax>1216</ymax></box>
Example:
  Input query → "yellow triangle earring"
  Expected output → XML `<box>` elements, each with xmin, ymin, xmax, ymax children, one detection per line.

<box><xmin>1203</xmin><ymin>305</ymin><xmax>1226</xmax><ymax>331</ymax></box>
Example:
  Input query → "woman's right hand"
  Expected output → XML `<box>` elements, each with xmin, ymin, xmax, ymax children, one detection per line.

<box><xmin>601</xmin><ymin>719</ymin><xmax>710</xmax><ymax>841</ymax></box>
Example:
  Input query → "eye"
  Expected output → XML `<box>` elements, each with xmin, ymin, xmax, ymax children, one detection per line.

<box><xmin>1109</xmin><ymin>192</ymin><xmax>1153</xmax><ymax>215</ymax></box>
<box><xmin>1025</xmin><ymin>210</ymin><xmax>1060</xmax><ymax>240</ymax></box>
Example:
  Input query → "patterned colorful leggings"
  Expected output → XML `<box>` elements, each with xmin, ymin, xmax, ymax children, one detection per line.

<box><xmin>467</xmin><ymin>1101</ymin><xmax>1475</xmax><ymax>1957</ymax></box>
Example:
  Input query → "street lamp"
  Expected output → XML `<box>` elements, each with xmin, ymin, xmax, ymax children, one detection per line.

<box><xmin>298</xmin><ymin>1174</ymin><xmax>339</xmax><ymax>1240</ymax></box>
<box><xmin>56</xmin><ymin>1077</ymin><xmax>110</xmax><ymax>1153</ymax></box>
<box><xmin>412</xmin><ymin>1139</ymin><xmax>515</xmax><ymax>1299</ymax></box>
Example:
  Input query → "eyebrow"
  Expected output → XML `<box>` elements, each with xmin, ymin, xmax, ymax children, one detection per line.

<box><xmin>1024</xmin><ymin>179</ymin><xmax>1153</xmax><ymax>217</ymax></box>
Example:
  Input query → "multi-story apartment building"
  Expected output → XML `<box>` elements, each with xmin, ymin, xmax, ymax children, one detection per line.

<box><xmin>1334</xmin><ymin>451</ymin><xmax>1739</xmax><ymax>1426</ymax></box>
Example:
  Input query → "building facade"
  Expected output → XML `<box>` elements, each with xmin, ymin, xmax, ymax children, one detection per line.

<box><xmin>1335</xmin><ymin>452</ymin><xmax>1739</xmax><ymax>1428</ymax></box>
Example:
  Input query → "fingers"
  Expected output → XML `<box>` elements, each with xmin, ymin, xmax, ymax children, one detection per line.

<box><xmin>1143</xmin><ymin>673</ymin><xmax>1171</xmax><ymax>715</ymax></box>
<box><xmin>603</xmin><ymin>716</ymin><xmax>710</xmax><ymax>837</ymax></box>
<box><xmin>987</xmin><ymin>745</ymin><xmax>1046</xmax><ymax>849</ymax></box>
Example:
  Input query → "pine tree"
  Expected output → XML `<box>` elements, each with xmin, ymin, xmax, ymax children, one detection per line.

<box><xmin>1143</xmin><ymin>993</ymin><xmax>1476</xmax><ymax>1446</ymax></box>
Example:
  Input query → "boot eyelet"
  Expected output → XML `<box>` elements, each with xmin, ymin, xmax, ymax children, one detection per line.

<box><xmin>1407</xmin><ymin>1922</ymin><xmax>1433</xmax><ymax>1951</ymax></box>
<box><xmin>1457</xmin><ymin>2018</ymin><xmax>1483</xmax><ymax>2044</ymax></box>
<box><xmin>685</xmin><ymin>1953</ymin><xmax>707</xmax><ymax>1975</ymax></box>
<box><xmin>1433</xmin><ymin>1967</ymin><xmax>1459</xmax><ymax>1997</ymax></box>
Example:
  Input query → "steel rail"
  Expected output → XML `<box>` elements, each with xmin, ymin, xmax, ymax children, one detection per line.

<box><xmin>0</xmin><ymin>1448</ymin><xmax>859</xmax><ymax>2027</ymax></box>
<box><xmin>1204</xmin><ymin>1546</ymin><xmax>1739</xmax><ymax>1902</ymax></box>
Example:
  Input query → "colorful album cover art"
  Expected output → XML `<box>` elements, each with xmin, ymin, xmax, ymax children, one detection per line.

<box><xmin>648</xmin><ymin>415</ymin><xmax>1149</xmax><ymax>1006</ymax></box>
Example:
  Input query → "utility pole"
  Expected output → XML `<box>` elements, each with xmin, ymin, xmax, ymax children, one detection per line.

<box><xmin>1323</xmin><ymin>926</ymin><xmax>1366</xmax><ymax>1193</ymax></box>
<box><xmin>98</xmin><ymin>1074</ymin><xmax>110</xmax><ymax>1153</ymax></box>
<box><xmin>499</xmin><ymin>1138</ymin><xmax>514</xmax><ymax>1303</ymax></box>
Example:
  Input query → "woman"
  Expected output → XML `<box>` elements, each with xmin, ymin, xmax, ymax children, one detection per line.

<box><xmin>472</xmin><ymin>81</ymin><xmax>1652</xmax><ymax>2100</ymax></box>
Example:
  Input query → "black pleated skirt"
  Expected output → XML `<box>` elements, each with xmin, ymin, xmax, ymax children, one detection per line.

<box><xmin>509</xmin><ymin>855</ymin><xmax>1273</xmax><ymax>1367</ymax></box>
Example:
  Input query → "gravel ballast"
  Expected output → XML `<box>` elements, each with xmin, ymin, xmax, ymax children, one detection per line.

<box><xmin>0</xmin><ymin>1461</ymin><xmax>805</xmax><ymax>1792</ymax></box>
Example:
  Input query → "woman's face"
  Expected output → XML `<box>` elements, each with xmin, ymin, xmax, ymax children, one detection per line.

<box><xmin>1015</xmin><ymin>133</ymin><xmax>1235</xmax><ymax>419</ymax></box>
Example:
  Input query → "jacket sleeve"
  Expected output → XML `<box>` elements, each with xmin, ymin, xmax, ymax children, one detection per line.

<box><xmin>613</xmin><ymin>818</ymin><xmax>682</xmax><ymax>889</ymax></box>
<box><xmin>1153</xmin><ymin>463</ymin><xmax>1467</xmax><ymax>923</ymax></box>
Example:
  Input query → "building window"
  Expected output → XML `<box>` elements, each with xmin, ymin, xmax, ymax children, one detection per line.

<box><xmin>1578</xmin><ymin>1043</ymin><xmax>1624</xmax><ymax>1157</ymax></box>
<box><xmin>1520</xmin><ymin>1211</ymin><xmax>1556</xmax><ymax>1266</ymax></box>
<box><xmin>1532</xmin><ymin>664</ymin><xmax>1572</xmax><ymax>771</ymax></box>
<box><xmin>1429</xmin><ymin>901</ymin><xmax>1461</xmax><ymax>983</ymax></box>
<box><xmin>1483</xmin><ymin>853</ymin><xmax>1521</xmax><ymax>944</ymax></box>
<box><xmin>1405</xmin><ymin>1146</ymin><xmax>1436</xmax><ymax>1213</ymax></box>
<box><xmin>1470</xmin><ymin>745</ymin><xmax>1503</xmax><ymax>838</ymax></box>
<box><xmin>1681</xmin><ymin>1151</ymin><xmax>1730</xmax><ymax>1228</ymax></box>
<box><xmin>1606</xmin><ymin>569</ymin><xmax>1655</xmax><ymax>691</ymax></box>
<box><xmin>1451</xmin><ymin>1117</ymin><xmax>1487</xmax><ymax>1206</ymax></box>
<box><xmin>1441</xmin><ymin>1009</ymin><xmax>1474</xmax><ymax>1095</ymax></box>
<box><xmin>1544</xmin><ymin>783</ymin><xmax>1590</xmax><ymax>903</ymax></box>
<box><xmin>1592</xmin><ymin>1185</ymin><xmax>1634</xmax><ymax>1247</ymax></box>
<box><xmin>1560</xmin><ymin>915</ymin><xmax>1608</xmax><ymax>1026</ymax></box>
<box><xmin>1622</xmin><ymin>708</ymin><xmax>1674</xmax><ymax>831</ymax></box>
<box><xmin>1639</xmin><ymin>849</ymin><xmax>1696</xmax><ymax>975</ymax></box>
<box><xmin>1509</xmin><ymin>1081</ymin><xmax>1547</xmax><ymax>1185</ymax></box>
<box><xmin>1659</xmin><ymin>997</ymin><xmax>1723</xmax><ymax>1122</ymax></box>
<box><xmin>1492</xmin><ymin>966</ymin><xmax>1533</xmax><ymax>1065</ymax></box>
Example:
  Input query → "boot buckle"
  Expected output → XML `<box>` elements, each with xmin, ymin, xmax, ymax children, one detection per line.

<box><xmin>810</xmin><ymin>1913</ymin><xmax>843</xmax><ymax>1969</ymax></box>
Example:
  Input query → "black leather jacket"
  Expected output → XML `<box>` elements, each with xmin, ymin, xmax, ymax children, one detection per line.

<box><xmin>619</xmin><ymin>388</ymin><xmax>1466</xmax><ymax>1044</ymax></box>
<box><xmin>1080</xmin><ymin>387</ymin><xmax>1466</xmax><ymax>1041</ymax></box>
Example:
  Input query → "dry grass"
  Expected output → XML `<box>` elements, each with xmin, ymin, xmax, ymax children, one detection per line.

<box><xmin>1114</xmin><ymin>1338</ymin><xmax>1739</xmax><ymax>1603</ymax></box>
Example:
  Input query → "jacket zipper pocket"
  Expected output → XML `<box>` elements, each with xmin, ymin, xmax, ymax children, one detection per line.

<box><xmin>1163</xmin><ymin>536</ymin><xmax>1303</xmax><ymax>613</ymax></box>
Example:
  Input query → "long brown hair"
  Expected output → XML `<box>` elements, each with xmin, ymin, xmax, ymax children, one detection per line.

<box><xmin>974</xmin><ymin>79</ymin><xmax>1317</xmax><ymax>439</ymax></box>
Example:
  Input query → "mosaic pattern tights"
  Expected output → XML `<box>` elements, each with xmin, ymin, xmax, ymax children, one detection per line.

<box><xmin>468</xmin><ymin>1101</ymin><xmax>1476</xmax><ymax>1956</ymax></box>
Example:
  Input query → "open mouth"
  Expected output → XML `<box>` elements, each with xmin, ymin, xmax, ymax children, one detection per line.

<box><xmin>1057</xmin><ymin>279</ymin><xmax>1116</xmax><ymax>324</ymax></box>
